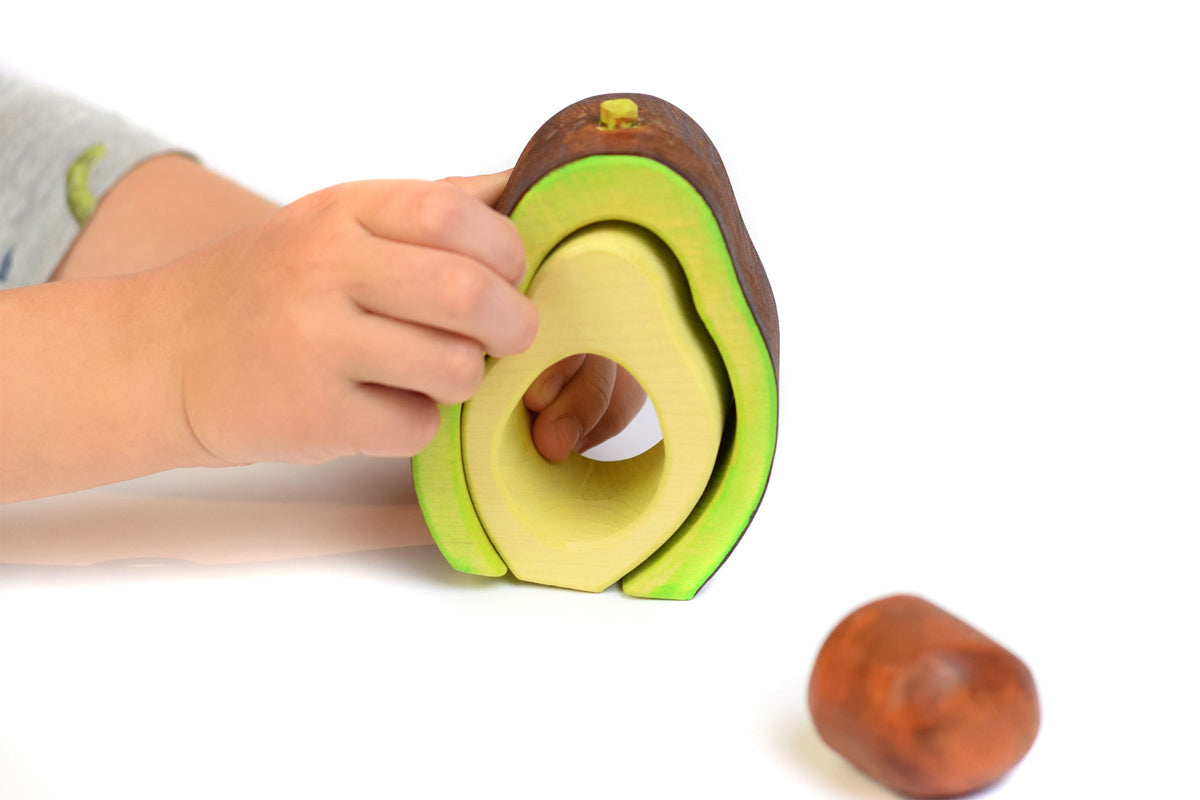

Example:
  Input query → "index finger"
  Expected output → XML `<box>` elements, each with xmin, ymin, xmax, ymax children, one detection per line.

<box><xmin>346</xmin><ymin>178</ymin><xmax>526</xmax><ymax>285</ymax></box>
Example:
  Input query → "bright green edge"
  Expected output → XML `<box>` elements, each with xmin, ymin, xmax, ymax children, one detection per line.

<box><xmin>412</xmin><ymin>401</ymin><xmax>506</xmax><ymax>577</ymax></box>
<box><xmin>412</xmin><ymin>155</ymin><xmax>778</xmax><ymax>599</ymax></box>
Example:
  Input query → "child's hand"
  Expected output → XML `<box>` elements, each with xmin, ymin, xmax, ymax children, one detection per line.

<box><xmin>523</xmin><ymin>355</ymin><xmax>648</xmax><ymax>461</ymax></box>
<box><xmin>1</xmin><ymin>160</ymin><xmax>647</xmax><ymax>503</ymax></box>
<box><xmin>167</xmin><ymin>173</ymin><xmax>538</xmax><ymax>466</ymax></box>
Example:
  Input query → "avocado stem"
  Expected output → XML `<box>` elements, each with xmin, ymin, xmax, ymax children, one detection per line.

<box><xmin>599</xmin><ymin>98</ymin><xmax>638</xmax><ymax>129</ymax></box>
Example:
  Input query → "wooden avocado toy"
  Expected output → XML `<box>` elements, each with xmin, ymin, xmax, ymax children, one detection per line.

<box><xmin>412</xmin><ymin>93</ymin><xmax>779</xmax><ymax>599</ymax></box>
<box><xmin>808</xmin><ymin>595</ymin><xmax>1041</xmax><ymax>797</ymax></box>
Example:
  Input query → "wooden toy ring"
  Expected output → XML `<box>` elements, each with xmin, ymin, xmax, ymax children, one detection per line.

<box><xmin>413</xmin><ymin>94</ymin><xmax>779</xmax><ymax>599</ymax></box>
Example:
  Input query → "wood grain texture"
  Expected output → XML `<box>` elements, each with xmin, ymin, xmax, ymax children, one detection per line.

<box><xmin>808</xmin><ymin>595</ymin><xmax>1040</xmax><ymax>798</ymax></box>
<box><xmin>415</xmin><ymin>93</ymin><xmax>779</xmax><ymax>599</ymax></box>
<box><xmin>461</xmin><ymin>222</ymin><xmax>728</xmax><ymax>592</ymax></box>
<box><xmin>495</xmin><ymin>93</ymin><xmax>779</xmax><ymax>377</ymax></box>
<box><xmin>505</xmin><ymin>155</ymin><xmax>777</xmax><ymax>598</ymax></box>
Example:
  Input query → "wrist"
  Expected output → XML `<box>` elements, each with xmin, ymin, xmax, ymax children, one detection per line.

<box><xmin>0</xmin><ymin>269</ymin><xmax>221</xmax><ymax>503</ymax></box>
<box><xmin>127</xmin><ymin>263</ymin><xmax>232</xmax><ymax>472</ymax></box>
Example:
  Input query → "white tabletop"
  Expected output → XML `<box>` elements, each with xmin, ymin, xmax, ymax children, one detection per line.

<box><xmin>3</xmin><ymin>3</ymin><xmax>1198</xmax><ymax>797</ymax></box>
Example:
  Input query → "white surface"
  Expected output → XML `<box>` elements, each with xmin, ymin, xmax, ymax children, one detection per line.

<box><xmin>2</xmin><ymin>2</ymin><xmax>1198</xmax><ymax>797</ymax></box>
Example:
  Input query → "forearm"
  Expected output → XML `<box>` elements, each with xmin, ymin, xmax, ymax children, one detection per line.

<box><xmin>53</xmin><ymin>153</ymin><xmax>278</xmax><ymax>281</ymax></box>
<box><xmin>0</xmin><ymin>269</ymin><xmax>218</xmax><ymax>502</ymax></box>
<box><xmin>2</xmin><ymin>155</ymin><xmax>277</xmax><ymax>501</ymax></box>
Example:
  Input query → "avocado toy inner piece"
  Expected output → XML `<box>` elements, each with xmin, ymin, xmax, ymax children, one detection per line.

<box><xmin>462</xmin><ymin>222</ymin><xmax>729</xmax><ymax>592</ymax></box>
<box><xmin>413</xmin><ymin>94</ymin><xmax>779</xmax><ymax>599</ymax></box>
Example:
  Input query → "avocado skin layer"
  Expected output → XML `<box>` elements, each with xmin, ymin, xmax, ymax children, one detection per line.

<box><xmin>414</xmin><ymin>94</ymin><xmax>779</xmax><ymax>599</ymax></box>
<box><xmin>495</xmin><ymin>93</ymin><xmax>778</xmax><ymax>378</ymax></box>
<box><xmin>500</xmin><ymin>94</ymin><xmax>778</xmax><ymax>599</ymax></box>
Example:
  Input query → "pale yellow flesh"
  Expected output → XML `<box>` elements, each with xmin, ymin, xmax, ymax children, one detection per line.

<box><xmin>461</xmin><ymin>222</ymin><xmax>729</xmax><ymax>592</ymax></box>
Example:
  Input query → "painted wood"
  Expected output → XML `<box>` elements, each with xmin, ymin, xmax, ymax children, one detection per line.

<box><xmin>462</xmin><ymin>222</ymin><xmax>728</xmax><ymax>592</ymax></box>
<box><xmin>413</xmin><ymin>94</ymin><xmax>779</xmax><ymax>598</ymax></box>
<box><xmin>494</xmin><ymin>93</ymin><xmax>778</xmax><ymax>377</ymax></box>
<box><xmin>809</xmin><ymin>595</ymin><xmax>1041</xmax><ymax>797</ymax></box>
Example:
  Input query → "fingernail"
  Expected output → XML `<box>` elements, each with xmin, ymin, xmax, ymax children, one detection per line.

<box><xmin>554</xmin><ymin>416</ymin><xmax>582</xmax><ymax>454</ymax></box>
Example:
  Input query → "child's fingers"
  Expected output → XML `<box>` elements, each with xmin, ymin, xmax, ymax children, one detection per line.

<box><xmin>529</xmin><ymin>355</ymin><xmax>618</xmax><ymax>462</ymax></box>
<box><xmin>341</xmin><ymin>179</ymin><xmax>526</xmax><ymax>285</ymax></box>
<box><xmin>340</xmin><ymin>383</ymin><xmax>442</xmax><ymax>458</ymax></box>
<box><xmin>440</xmin><ymin>170</ymin><xmax>513</xmax><ymax>208</ymax></box>
<box><xmin>523</xmin><ymin>354</ymin><xmax>587</xmax><ymax>413</ymax></box>
<box><xmin>341</xmin><ymin>313</ymin><xmax>487</xmax><ymax>405</ymax></box>
<box><xmin>348</xmin><ymin>239</ymin><xmax>537</xmax><ymax>358</ymax></box>
<box><xmin>578</xmin><ymin>366</ymin><xmax>648</xmax><ymax>452</ymax></box>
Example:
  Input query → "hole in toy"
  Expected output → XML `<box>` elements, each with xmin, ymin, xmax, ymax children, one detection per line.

<box><xmin>459</xmin><ymin>218</ymin><xmax>730</xmax><ymax>590</ymax></box>
<box><xmin>580</xmin><ymin>397</ymin><xmax>662</xmax><ymax>462</ymax></box>
<box><xmin>525</xmin><ymin>353</ymin><xmax>663</xmax><ymax>463</ymax></box>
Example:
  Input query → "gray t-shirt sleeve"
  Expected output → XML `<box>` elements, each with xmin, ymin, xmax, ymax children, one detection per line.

<box><xmin>0</xmin><ymin>74</ymin><xmax>183</xmax><ymax>289</ymax></box>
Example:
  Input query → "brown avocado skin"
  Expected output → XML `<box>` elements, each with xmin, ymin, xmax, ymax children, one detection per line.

<box><xmin>494</xmin><ymin>93</ymin><xmax>779</xmax><ymax>379</ymax></box>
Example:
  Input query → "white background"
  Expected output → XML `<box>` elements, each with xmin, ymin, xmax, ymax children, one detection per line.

<box><xmin>2</xmin><ymin>1</ymin><xmax>1198</xmax><ymax>798</ymax></box>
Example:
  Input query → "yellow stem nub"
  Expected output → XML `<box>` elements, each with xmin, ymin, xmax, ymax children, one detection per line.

<box><xmin>599</xmin><ymin>98</ymin><xmax>639</xmax><ymax>129</ymax></box>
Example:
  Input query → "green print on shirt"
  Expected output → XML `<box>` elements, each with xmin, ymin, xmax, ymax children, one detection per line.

<box><xmin>67</xmin><ymin>143</ymin><xmax>107</xmax><ymax>225</ymax></box>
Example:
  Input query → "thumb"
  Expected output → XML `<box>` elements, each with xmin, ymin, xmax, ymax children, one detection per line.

<box><xmin>441</xmin><ymin>169</ymin><xmax>513</xmax><ymax>208</ymax></box>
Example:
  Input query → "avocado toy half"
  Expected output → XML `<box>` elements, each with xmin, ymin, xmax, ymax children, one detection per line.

<box><xmin>412</xmin><ymin>93</ymin><xmax>779</xmax><ymax>599</ymax></box>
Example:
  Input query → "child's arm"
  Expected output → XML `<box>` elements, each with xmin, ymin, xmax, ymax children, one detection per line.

<box><xmin>1</xmin><ymin>156</ymin><xmax>643</xmax><ymax>502</ymax></box>
<box><xmin>1</xmin><ymin>253</ymin><xmax>219</xmax><ymax>500</ymax></box>
<box><xmin>50</xmin><ymin>154</ymin><xmax>647</xmax><ymax>464</ymax></box>
<box><xmin>52</xmin><ymin>153</ymin><xmax>278</xmax><ymax>281</ymax></box>
<box><xmin>1</xmin><ymin>160</ymin><xmax>538</xmax><ymax>502</ymax></box>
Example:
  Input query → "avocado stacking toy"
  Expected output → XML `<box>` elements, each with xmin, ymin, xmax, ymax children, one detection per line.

<box><xmin>412</xmin><ymin>94</ymin><xmax>779</xmax><ymax>599</ymax></box>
